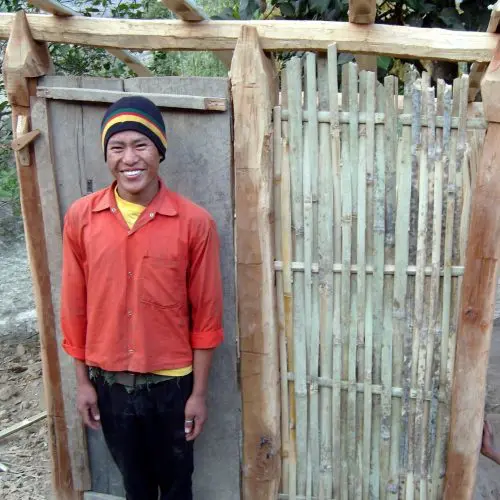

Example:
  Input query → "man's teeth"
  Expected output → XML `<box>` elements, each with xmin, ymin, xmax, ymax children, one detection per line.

<box><xmin>123</xmin><ymin>170</ymin><xmax>142</xmax><ymax>177</ymax></box>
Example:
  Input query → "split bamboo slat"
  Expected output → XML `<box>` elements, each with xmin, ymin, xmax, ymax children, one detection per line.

<box><xmin>276</xmin><ymin>48</ymin><xmax>479</xmax><ymax>500</ymax></box>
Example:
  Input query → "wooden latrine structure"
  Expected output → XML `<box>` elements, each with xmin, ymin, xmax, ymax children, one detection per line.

<box><xmin>3</xmin><ymin>1</ymin><xmax>500</xmax><ymax>499</ymax></box>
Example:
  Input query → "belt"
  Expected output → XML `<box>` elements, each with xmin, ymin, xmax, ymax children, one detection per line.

<box><xmin>91</xmin><ymin>367</ymin><xmax>174</xmax><ymax>387</ymax></box>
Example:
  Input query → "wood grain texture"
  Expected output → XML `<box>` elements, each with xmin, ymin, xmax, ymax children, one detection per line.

<box><xmin>348</xmin><ymin>0</ymin><xmax>376</xmax><ymax>24</ymax></box>
<box><xmin>2</xmin><ymin>11</ymin><xmax>51</xmax><ymax>106</ymax></box>
<box><xmin>36</xmin><ymin>86</ymin><xmax>227</xmax><ymax>110</ymax></box>
<box><xmin>31</xmin><ymin>96</ymin><xmax>91</xmax><ymax>493</ymax></box>
<box><xmin>0</xmin><ymin>14</ymin><xmax>498</xmax><ymax>62</ymax></box>
<box><xmin>231</xmin><ymin>26</ymin><xmax>280</xmax><ymax>500</ymax></box>
<box><xmin>443</xmin><ymin>63</ymin><xmax>500</xmax><ymax>498</ymax></box>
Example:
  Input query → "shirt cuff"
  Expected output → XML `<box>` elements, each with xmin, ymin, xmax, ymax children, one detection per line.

<box><xmin>62</xmin><ymin>340</ymin><xmax>86</xmax><ymax>361</ymax></box>
<box><xmin>191</xmin><ymin>328</ymin><xmax>224</xmax><ymax>349</ymax></box>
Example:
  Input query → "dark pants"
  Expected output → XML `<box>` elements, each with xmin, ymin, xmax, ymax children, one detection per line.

<box><xmin>93</xmin><ymin>373</ymin><xmax>194</xmax><ymax>500</ymax></box>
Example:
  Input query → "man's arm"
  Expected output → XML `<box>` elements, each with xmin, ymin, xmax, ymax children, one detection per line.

<box><xmin>184</xmin><ymin>214</ymin><xmax>224</xmax><ymax>441</ymax></box>
<box><xmin>61</xmin><ymin>211</ymin><xmax>100</xmax><ymax>429</ymax></box>
<box><xmin>184</xmin><ymin>348</ymin><xmax>214</xmax><ymax>441</ymax></box>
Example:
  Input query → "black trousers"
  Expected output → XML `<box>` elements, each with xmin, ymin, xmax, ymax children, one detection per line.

<box><xmin>93</xmin><ymin>373</ymin><xmax>194</xmax><ymax>500</ymax></box>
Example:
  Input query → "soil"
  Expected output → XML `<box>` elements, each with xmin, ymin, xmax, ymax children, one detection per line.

<box><xmin>0</xmin><ymin>337</ymin><xmax>51</xmax><ymax>500</ymax></box>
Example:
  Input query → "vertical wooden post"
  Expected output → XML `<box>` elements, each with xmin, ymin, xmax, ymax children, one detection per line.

<box><xmin>348</xmin><ymin>0</ymin><xmax>377</xmax><ymax>72</ymax></box>
<box><xmin>2</xmin><ymin>11</ymin><xmax>86</xmax><ymax>500</ymax></box>
<box><xmin>444</xmin><ymin>41</ymin><xmax>500</xmax><ymax>500</ymax></box>
<box><xmin>230</xmin><ymin>26</ymin><xmax>281</xmax><ymax>500</ymax></box>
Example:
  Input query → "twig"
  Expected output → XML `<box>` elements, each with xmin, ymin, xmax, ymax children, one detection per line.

<box><xmin>0</xmin><ymin>412</ymin><xmax>47</xmax><ymax>441</ymax></box>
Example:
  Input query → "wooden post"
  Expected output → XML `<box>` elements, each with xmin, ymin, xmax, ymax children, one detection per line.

<box><xmin>444</xmin><ymin>41</ymin><xmax>500</xmax><ymax>500</ymax></box>
<box><xmin>230</xmin><ymin>26</ymin><xmax>281</xmax><ymax>500</ymax></box>
<box><xmin>2</xmin><ymin>11</ymin><xmax>87</xmax><ymax>500</ymax></box>
<box><xmin>348</xmin><ymin>0</ymin><xmax>377</xmax><ymax>72</ymax></box>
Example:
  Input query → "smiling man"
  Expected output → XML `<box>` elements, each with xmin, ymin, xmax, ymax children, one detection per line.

<box><xmin>60</xmin><ymin>96</ymin><xmax>224</xmax><ymax>500</ymax></box>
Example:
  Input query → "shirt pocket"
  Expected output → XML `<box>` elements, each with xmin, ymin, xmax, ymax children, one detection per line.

<box><xmin>140</xmin><ymin>256</ymin><xmax>186</xmax><ymax>309</ymax></box>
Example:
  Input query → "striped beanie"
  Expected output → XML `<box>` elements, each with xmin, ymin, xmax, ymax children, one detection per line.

<box><xmin>101</xmin><ymin>96</ymin><xmax>167</xmax><ymax>162</ymax></box>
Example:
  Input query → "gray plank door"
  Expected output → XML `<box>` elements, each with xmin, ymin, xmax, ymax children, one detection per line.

<box><xmin>33</xmin><ymin>75</ymin><xmax>240</xmax><ymax>500</ymax></box>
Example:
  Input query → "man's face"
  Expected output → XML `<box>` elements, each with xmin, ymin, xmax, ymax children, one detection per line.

<box><xmin>106</xmin><ymin>130</ymin><xmax>161</xmax><ymax>202</ymax></box>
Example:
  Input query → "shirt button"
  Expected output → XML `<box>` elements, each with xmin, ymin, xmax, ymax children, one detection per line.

<box><xmin>127</xmin><ymin>310</ymin><xmax>133</xmax><ymax>317</ymax></box>
<box><xmin>111</xmin><ymin>207</ymin><xmax>116</xmax><ymax>213</ymax></box>
<box><xmin>127</xmin><ymin>230</ymin><xmax>132</xmax><ymax>235</ymax></box>
<box><xmin>149</xmin><ymin>212</ymin><xmax>155</xmax><ymax>218</ymax></box>
<box><xmin>128</xmin><ymin>271</ymin><xmax>133</xmax><ymax>278</ymax></box>
<box><xmin>128</xmin><ymin>349</ymin><xmax>134</xmax><ymax>354</ymax></box>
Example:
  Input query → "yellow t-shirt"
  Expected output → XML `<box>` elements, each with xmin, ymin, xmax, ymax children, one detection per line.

<box><xmin>115</xmin><ymin>188</ymin><xmax>193</xmax><ymax>377</ymax></box>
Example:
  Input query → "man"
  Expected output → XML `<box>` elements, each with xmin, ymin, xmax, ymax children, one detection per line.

<box><xmin>60</xmin><ymin>96</ymin><xmax>224</xmax><ymax>500</ymax></box>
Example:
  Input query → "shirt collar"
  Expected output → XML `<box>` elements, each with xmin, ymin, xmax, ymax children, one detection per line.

<box><xmin>92</xmin><ymin>178</ymin><xmax>178</xmax><ymax>216</ymax></box>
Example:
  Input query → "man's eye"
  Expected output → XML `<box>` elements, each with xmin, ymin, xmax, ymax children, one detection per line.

<box><xmin>136</xmin><ymin>144</ymin><xmax>147</xmax><ymax>150</ymax></box>
<box><xmin>110</xmin><ymin>146</ymin><xmax>123</xmax><ymax>152</ymax></box>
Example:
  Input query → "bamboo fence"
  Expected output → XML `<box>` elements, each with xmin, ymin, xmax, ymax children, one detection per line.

<box><xmin>274</xmin><ymin>46</ymin><xmax>482</xmax><ymax>500</ymax></box>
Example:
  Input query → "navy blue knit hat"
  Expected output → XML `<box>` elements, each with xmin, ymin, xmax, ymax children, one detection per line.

<box><xmin>101</xmin><ymin>96</ymin><xmax>167</xmax><ymax>161</ymax></box>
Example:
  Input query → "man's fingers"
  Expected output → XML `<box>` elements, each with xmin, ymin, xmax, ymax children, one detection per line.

<box><xmin>90</xmin><ymin>403</ymin><xmax>101</xmax><ymax>422</ymax></box>
<box><xmin>184</xmin><ymin>418</ymin><xmax>194</xmax><ymax>435</ymax></box>
<box><xmin>186</xmin><ymin>418</ymin><xmax>204</xmax><ymax>442</ymax></box>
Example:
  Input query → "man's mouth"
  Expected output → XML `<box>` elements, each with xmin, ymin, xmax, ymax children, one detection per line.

<box><xmin>121</xmin><ymin>170</ymin><xmax>143</xmax><ymax>178</ymax></box>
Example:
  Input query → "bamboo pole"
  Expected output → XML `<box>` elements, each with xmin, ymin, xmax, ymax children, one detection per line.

<box><xmin>304</xmin><ymin>52</ymin><xmax>320</xmax><ymax>500</ymax></box>
<box><xmin>390</xmin><ymin>65</ymin><xmax>416</xmax><ymax>499</ymax></box>
<box><xmin>361</xmin><ymin>69</ymin><xmax>375</xmax><ymax>500</ymax></box>
<box><xmin>356</xmin><ymin>69</ymin><xmax>367</xmax><ymax>500</ymax></box>
<box><xmin>328</xmin><ymin>43</ymin><xmax>342</xmax><ymax>500</ymax></box>
<box><xmin>281</xmin><ymin>114</ymin><xmax>297</xmax><ymax>499</ymax></box>
<box><xmin>317</xmin><ymin>55</ymin><xmax>334</xmax><ymax>500</ymax></box>
<box><xmin>407</xmin><ymin>74</ymin><xmax>430</xmax><ymax>500</ymax></box>
<box><xmin>381</xmin><ymin>74</ymin><xmax>397</xmax><ymax>497</ymax></box>
<box><xmin>231</xmin><ymin>26</ymin><xmax>280</xmax><ymax>500</ymax></box>
<box><xmin>402</xmin><ymin>77</ymin><xmax>422</xmax><ymax>500</ymax></box>
<box><xmin>431</xmin><ymin>81</ymin><xmax>453</xmax><ymax>500</ymax></box>
<box><xmin>421</xmin><ymin>81</ymin><xmax>442</xmax><ymax>498</ymax></box>
<box><xmin>274</xmin><ymin>105</ymin><xmax>290</xmax><ymax>495</ymax></box>
<box><xmin>370</xmin><ymin>80</ymin><xmax>386</xmax><ymax>500</ymax></box>
<box><xmin>346</xmin><ymin>61</ymin><xmax>359</xmax><ymax>500</ymax></box>
<box><xmin>287</xmin><ymin>55</ymin><xmax>308</xmax><ymax>497</ymax></box>
<box><xmin>340</xmin><ymin>63</ymin><xmax>352</xmax><ymax>500</ymax></box>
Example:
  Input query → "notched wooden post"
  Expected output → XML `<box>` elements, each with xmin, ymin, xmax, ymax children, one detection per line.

<box><xmin>2</xmin><ymin>10</ymin><xmax>87</xmax><ymax>500</ymax></box>
<box><xmin>444</xmin><ymin>40</ymin><xmax>500</xmax><ymax>500</ymax></box>
<box><xmin>348</xmin><ymin>0</ymin><xmax>377</xmax><ymax>72</ymax></box>
<box><xmin>230</xmin><ymin>26</ymin><xmax>281</xmax><ymax>500</ymax></box>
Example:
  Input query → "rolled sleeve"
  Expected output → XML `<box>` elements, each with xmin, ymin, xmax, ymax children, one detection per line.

<box><xmin>60</xmin><ymin>210</ymin><xmax>88</xmax><ymax>361</ymax></box>
<box><xmin>188</xmin><ymin>215</ymin><xmax>224</xmax><ymax>350</ymax></box>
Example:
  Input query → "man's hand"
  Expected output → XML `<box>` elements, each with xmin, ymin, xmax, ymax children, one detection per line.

<box><xmin>77</xmin><ymin>382</ymin><xmax>101</xmax><ymax>430</ymax></box>
<box><xmin>184</xmin><ymin>394</ymin><xmax>207</xmax><ymax>442</ymax></box>
<box><xmin>481</xmin><ymin>420</ymin><xmax>500</xmax><ymax>465</ymax></box>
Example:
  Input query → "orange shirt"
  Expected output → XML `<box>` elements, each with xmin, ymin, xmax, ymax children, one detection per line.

<box><xmin>60</xmin><ymin>179</ymin><xmax>224</xmax><ymax>373</ymax></box>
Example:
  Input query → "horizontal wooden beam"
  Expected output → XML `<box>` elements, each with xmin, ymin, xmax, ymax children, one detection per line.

<box><xmin>0</xmin><ymin>15</ymin><xmax>497</xmax><ymax>62</ymax></box>
<box><xmin>36</xmin><ymin>86</ymin><xmax>227</xmax><ymax>111</ymax></box>
<box><xmin>27</xmin><ymin>0</ymin><xmax>153</xmax><ymax>76</ymax></box>
<box><xmin>160</xmin><ymin>0</ymin><xmax>232</xmax><ymax>67</ymax></box>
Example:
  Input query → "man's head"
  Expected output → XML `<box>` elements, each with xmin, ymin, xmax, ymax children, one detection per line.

<box><xmin>101</xmin><ymin>96</ymin><xmax>167</xmax><ymax>204</ymax></box>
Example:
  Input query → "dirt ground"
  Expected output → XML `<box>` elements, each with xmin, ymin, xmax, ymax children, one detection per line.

<box><xmin>0</xmin><ymin>337</ymin><xmax>51</xmax><ymax>500</ymax></box>
<box><xmin>1</xmin><ymin>327</ymin><xmax>500</xmax><ymax>499</ymax></box>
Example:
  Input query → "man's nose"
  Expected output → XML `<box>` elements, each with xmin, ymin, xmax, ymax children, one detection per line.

<box><xmin>122</xmin><ymin>147</ymin><xmax>138</xmax><ymax>164</ymax></box>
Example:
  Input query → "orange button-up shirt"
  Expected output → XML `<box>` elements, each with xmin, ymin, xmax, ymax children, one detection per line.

<box><xmin>60</xmin><ymin>180</ymin><xmax>224</xmax><ymax>373</ymax></box>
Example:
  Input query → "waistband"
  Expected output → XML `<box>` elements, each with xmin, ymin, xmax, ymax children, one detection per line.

<box><xmin>89</xmin><ymin>367</ymin><xmax>180</xmax><ymax>388</ymax></box>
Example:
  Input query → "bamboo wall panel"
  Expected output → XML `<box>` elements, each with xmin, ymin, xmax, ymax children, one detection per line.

<box><xmin>274</xmin><ymin>47</ymin><xmax>480</xmax><ymax>500</ymax></box>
